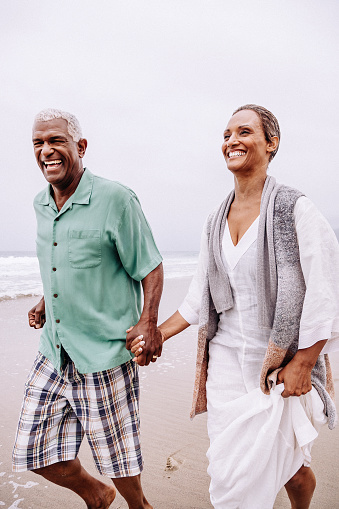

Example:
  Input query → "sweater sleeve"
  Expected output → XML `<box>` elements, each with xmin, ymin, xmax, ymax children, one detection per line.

<box><xmin>178</xmin><ymin>217</ymin><xmax>210</xmax><ymax>325</ymax></box>
<box><xmin>295</xmin><ymin>196</ymin><xmax>339</xmax><ymax>353</ymax></box>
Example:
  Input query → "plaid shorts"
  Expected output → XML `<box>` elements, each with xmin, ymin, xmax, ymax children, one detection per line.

<box><xmin>12</xmin><ymin>352</ymin><xmax>142</xmax><ymax>477</ymax></box>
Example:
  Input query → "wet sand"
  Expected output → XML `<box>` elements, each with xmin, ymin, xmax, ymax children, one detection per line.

<box><xmin>0</xmin><ymin>278</ymin><xmax>338</xmax><ymax>508</ymax></box>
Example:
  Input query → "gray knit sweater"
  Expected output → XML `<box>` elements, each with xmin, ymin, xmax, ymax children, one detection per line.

<box><xmin>190</xmin><ymin>176</ymin><xmax>336</xmax><ymax>429</ymax></box>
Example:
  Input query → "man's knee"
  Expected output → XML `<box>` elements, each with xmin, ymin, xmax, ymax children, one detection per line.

<box><xmin>33</xmin><ymin>459</ymin><xmax>78</xmax><ymax>478</ymax></box>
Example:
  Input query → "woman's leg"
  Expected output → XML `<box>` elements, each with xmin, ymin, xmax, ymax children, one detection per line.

<box><xmin>284</xmin><ymin>466</ymin><xmax>316</xmax><ymax>509</ymax></box>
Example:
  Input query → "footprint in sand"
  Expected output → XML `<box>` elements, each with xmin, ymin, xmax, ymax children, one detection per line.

<box><xmin>165</xmin><ymin>455</ymin><xmax>184</xmax><ymax>473</ymax></box>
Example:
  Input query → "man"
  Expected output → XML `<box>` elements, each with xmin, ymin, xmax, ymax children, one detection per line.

<box><xmin>12</xmin><ymin>109</ymin><xmax>163</xmax><ymax>509</ymax></box>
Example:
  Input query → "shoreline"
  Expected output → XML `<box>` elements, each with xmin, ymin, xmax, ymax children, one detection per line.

<box><xmin>1</xmin><ymin>280</ymin><xmax>339</xmax><ymax>508</ymax></box>
<box><xmin>0</xmin><ymin>275</ymin><xmax>194</xmax><ymax>304</ymax></box>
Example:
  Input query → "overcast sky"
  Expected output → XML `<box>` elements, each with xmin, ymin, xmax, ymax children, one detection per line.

<box><xmin>1</xmin><ymin>0</ymin><xmax>338</xmax><ymax>252</ymax></box>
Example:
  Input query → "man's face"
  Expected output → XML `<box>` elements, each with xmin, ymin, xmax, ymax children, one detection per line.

<box><xmin>32</xmin><ymin>118</ymin><xmax>86</xmax><ymax>189</ymax></box>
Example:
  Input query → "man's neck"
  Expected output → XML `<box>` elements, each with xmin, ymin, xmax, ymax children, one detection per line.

<box><xmin>51</xmin><ymin>168</ymin><xmax>84</xmax><ymax>211</ymax></box>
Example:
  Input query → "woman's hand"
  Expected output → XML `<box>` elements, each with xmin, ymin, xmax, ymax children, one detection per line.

<box><xmin>277</xmin><ymin>357</ymin><xmax>312</xmax><ymax>398</ymax></box>
<box><xmin>128</xmin><ymin>310</ymin><xmax>190</xmax><ymax>366</ymax></box>
<box><xmin>128</xmin><ymin>327</ymin><xmax>165</xmax><ymax>365</ymax></box>
<box><xmin>130</xmin><ymin>333</ymin><xmax>147</xmax><ymax>364</ymax></box>
<box><xmin>277</xmin><ymin>339</ymin><xmax>327</xmax><ymax>398</ymax></box>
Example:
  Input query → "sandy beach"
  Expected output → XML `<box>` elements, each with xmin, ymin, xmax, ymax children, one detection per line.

<box><xmin>1</xmin><ymin>277</ymin><xmax>339</xmax><ymax>508</ymax></box>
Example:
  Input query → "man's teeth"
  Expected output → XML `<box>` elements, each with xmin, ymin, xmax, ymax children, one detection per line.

<box><xmin>45</xmin><ymin>160</ymin><xmax>62</xmax><ymax>166</ymax></box>
<box><xmin>229</xmin><ymin>151</ymin><xmax>245</xmax><ymax>157</ymax></box>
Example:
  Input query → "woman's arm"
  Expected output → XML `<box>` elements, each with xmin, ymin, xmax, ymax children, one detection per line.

<box><xmin>294</xmin><ymin>197</ymin><xmax>339</xmax><ymax>353</ymax></box>
<box><xmin>131</xmin><ymin>311</ymin><xmax>190</xmax><ymax>364</ymax></box>
<box><xmin>159</xmin><ymin>311</ymin><xmax>190</xmax><ymax>341</ymax></box>
<box><xmin>277</xmin><ymin>339</ymin><xmax>327</xmax><ymax>397</ymax></box>
<box><xmin>276</xmin><ymin>197</ymin><xmax>339</xmax><ymax>398</ymax></box>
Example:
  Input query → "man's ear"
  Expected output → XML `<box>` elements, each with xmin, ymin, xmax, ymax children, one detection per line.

<box><xmin>78</xmin><ymin>138</ymin><xmax>88</xmax><ymax>158</ymax></box>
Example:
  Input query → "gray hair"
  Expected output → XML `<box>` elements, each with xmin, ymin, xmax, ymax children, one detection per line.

<box><xmin>33</xmin><ymin>108</ymin><xmax>83</xmax><ymax>142</ymax></box>
<box><xmin>232</xmin><ymin>104</ymin><xmax>280</xmax><ymax>161</ymax></box>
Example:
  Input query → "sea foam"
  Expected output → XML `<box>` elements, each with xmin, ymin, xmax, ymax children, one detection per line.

<box><xmin>0</xmin><ymin>252</ymin><xmax>198</xmax><ymax>300</ymax></box>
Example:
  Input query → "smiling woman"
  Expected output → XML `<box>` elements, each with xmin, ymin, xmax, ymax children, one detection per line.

<box><xmin>222</xmin><ymin>106</ymin><xmax>279</xmax><ymax>178</ymax></box>
<box><xmin>131</xmin><ymin>105</ymin><xmax>339</xmax><ymax>508</ymax></box>
<box><xmin>220</xmin><ymin>106</ymin><xmax>279</xmax><ymax>246</ymax></box>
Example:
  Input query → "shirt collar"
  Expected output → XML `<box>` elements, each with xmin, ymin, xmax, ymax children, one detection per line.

<box><xmin>38</xmin><ymin>168</ymin><xmax>94</xmax><ymax>209</ymax></box>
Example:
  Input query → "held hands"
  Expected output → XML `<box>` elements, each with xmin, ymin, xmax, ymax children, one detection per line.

<box><xmin>28</xmin><ymin>297</ymin><xmax>46</xmax><ymax>329</ymax></box>
<box><xmin>126</xmin><ymin>319</ymin><xmax>164</xmax><ymax>366</ymax></box>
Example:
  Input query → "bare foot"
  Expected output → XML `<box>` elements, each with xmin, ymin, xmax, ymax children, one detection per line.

<box><xmin>102</xmin><ymin>483</ymin><xmax>117</xmax><ymax>509</ymax></box>
<box><xmin>88</xmin><ymin>481</ymin><xmax>116</xmax><ymax>509</ymax></box>
<box><xmin>143</xmin><ymin>496</ymin><xmax>153</xmax><ymax>509</ymax></box>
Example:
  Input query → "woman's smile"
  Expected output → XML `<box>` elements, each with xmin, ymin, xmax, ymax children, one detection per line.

<box><xmin>227</xmin><ymin>150</ymin><xmax>246</xmax><ymax>159</ymax></box>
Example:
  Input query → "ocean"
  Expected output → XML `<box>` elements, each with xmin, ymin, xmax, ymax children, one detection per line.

<box><xmin>0</xmin><ymin>251</ymin><xmax>198</xmax><ymax>301</ymax></box>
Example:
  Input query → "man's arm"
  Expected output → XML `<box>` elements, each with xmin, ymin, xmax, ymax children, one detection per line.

<box><xmin>126</xmin><ymin>263</ymin><xmax>164</xmax><ymax>366</ymax></box>
<box><xmin>28</xmin><ymin>296</ymin><xmax>46</xmax><ymax>329</ymax></box>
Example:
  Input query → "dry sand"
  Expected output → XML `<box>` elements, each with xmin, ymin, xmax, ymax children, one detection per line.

<box><xmin>0</xmin><ymin>278</ymin><xmax>338</xmax><ymax>508</ymax></box>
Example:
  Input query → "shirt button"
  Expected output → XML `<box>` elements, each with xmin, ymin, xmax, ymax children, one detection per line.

<box><xmin>56</xmin><ymin>319</ymin><xmax>60</xmax><ymax>323</ymax></box>
<box><xmin>54</xmin><ymin>242</ymin><xmax>58</xmax><ymax>246</ymax></box>
<box><xmin>53</xmin><ymin>267</ymin><xmax>56</xmax><ymax>271</ymax></box>
<box><xmin>53</xmin><ymin>294</ymin><xmax>58</xmax><ymax>298</ymax></box>
<box><xmin>56</xmin><ymin>344</ymin><xmax>60</xmax><ymax>349</ymax></box>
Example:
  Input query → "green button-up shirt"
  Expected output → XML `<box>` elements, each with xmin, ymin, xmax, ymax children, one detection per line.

<box><xmin>34</xmin><ymin>168</ymin><xmax>162</xmax><ymax>374</ymax></box>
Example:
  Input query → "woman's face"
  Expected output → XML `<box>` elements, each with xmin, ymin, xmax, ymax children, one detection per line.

<box><xmin>222</xmin><ymin>110</ymin><xmax>273</xmax><ymax>174</ymax></box>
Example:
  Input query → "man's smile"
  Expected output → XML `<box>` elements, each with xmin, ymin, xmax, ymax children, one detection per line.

<box><xmin>43</xmin><ymin>159</ymin><xmax>62</xmax><ymax>169</ymax></box>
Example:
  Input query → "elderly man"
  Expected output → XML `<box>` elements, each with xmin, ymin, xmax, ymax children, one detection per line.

<box><xmin>12</xmin><ymin>109</ymin><xmax>163</xmax><ymax>509</ymax></box>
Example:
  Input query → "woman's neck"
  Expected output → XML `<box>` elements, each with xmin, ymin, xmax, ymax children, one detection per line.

<box><xmin>227</xmin><ymin>171</ymin><xmax>268</xmax><ymax>245</ymax></box>
<box><xmin>233</xmin><ymin>171</ymin><xmax>267</xmax><ymax>205</ymax></box>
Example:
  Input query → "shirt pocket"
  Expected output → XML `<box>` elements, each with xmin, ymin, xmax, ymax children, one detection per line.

<box><xmin>68</xmin><ymin>229</ymin><xmax>102</xmax><ymax>268</ymax></box>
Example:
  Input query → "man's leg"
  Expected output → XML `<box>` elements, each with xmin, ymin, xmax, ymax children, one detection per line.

<box><xmin>34</xmin><ymin>458</ymin><xmax>116</xmax><ymax>509</ymax></box>
<box><xmin>284</xmin><ymin>466</ymin><xmax>316</xmax><ymax>509</ymax></box>
<box><xmin>12</xmin><ymin>353</ymin><xmax>115</xmax><ymax>508</ymax></box>
<box><xmin>112</xmin><ymin>474</ymin><xmax>152</xmax><ymax>509</ymax></box>
<box><xmin>80</xmin><ymin>361</ymin><xmax>152</xmax><ymax>509</ymax></box>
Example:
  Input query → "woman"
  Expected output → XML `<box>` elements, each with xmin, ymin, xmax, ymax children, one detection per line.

<box><xmin>131</xmin><ymin>105</ymin><xmax>339</xmax><ymax>509</ymax></box>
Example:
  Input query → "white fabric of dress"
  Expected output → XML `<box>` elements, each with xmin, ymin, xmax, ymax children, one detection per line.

<box><xmin>178</xmin><ymin>196</ymin><xmax>339</xmax><ymax>509</ymax></box>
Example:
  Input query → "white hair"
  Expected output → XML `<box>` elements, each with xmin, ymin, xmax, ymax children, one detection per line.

<box><xmin>33</xmin><ymin>108</ymin><xmax>83</xmax><ymax>142</ymax></box>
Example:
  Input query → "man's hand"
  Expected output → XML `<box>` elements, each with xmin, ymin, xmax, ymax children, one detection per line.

<box><xmin>126</xmin><ymin>320</ymin><xmax>163</xmax><ymax>366</ymax></box>
<box><xmin>277</xmin><ymin>339</ymin><xmax>327</xmax><ymax>398</ymax></box>
<box><xmin>125</xmin><ymin>263</ymin><xmax>164</xmax><ymax>366</ymax></box>
<box><xmin>28</xmin><ymin>297</ymin><xmax>46</xmax><ymax>329</ymax></box>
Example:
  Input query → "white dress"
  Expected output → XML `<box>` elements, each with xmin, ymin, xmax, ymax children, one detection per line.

<box><xmin>179</xmin><ymin>197</ymin><xmax>339</xmax><ymax>509</ymax></box>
